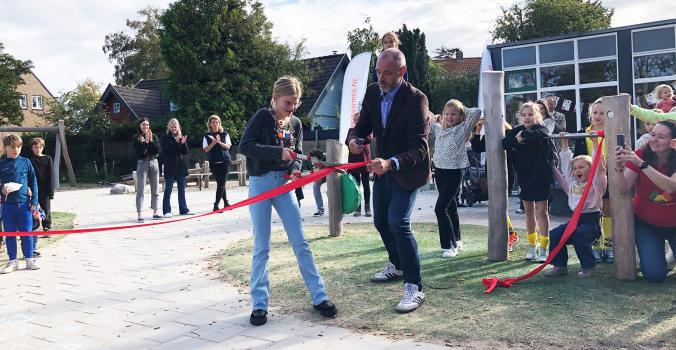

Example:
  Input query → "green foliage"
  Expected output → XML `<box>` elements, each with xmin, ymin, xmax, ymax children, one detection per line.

<box><xmin>434</xmin><ymin>46</ymin><xmax>463</xmax><ymax>59</ymax></box>
<box><xmin>397</xmin><ymin>24</ymin><xmax>431</xmax><ymax>96</ymax></box>
<box><xmin>429</xmin><ymin>64</ymin><xmax>480</xmax><ymax>113</ymax></box>
<box><xmin>492</xmin><ymin>0</ymin><xmax>613</xmax><ymax>43</ymax></box>
<box><xmin>0</xmin><ymin>43</ymin><xmax>33</xmax><ymax>125</ymax></box>
<box><xmin>42</xmin><ymin>79</ymin><xmax>107</xmax><ymax>134</ymax></box>
<box><xmin>159</xmin><ymin>0</ymin><xmax>312</xmax><ymax>141</ymax></box>
<box><xmin>346</xmin><ymin>17</ymin><xmax>380</xmax><ymax>59</ymax></box>
<box><xmin>103</xmin><ymin>6</ymin><xmax>170</xmax><ymax>86</ymax></box>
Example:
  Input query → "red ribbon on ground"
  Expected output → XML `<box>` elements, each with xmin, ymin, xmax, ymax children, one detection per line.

<box><xmin>0</xmin><ymin>161</ymin><xmax>369</xmax><ymax>237</ymax></box>
<box><xmin>482</xmin><ymin>133</ymin><xmax>605</xmax><ymax>294</ymax></box>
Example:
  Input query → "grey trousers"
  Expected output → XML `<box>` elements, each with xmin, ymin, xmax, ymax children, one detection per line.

<box><xmin>136</xmin><ymin>159</ymin><xmax>160</xmax><ymax>213</ymax></box>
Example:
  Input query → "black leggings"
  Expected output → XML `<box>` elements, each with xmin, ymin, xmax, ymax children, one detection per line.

<box><xmin>435</xmin><ymin>167</ymin><xmax>463</xmax><ymax>249</ymax></box>
<box><xmin>352</xmin><ymin>171</ymin><xmax>370</xmax><ymax>207</ymax></box>
<box><xmin>211</xmin><ymin>161</ymin><xmax>231</xmax><ymax>205</ymax></box>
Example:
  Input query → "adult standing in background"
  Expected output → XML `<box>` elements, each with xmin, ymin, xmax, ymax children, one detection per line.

<box><xmin>133</xmin><ymin>118</ymin><xmax>161</xmax><ymax>223</ymax></box>
<box><xmin>161</xmin><ymin>118</ymin><xmax>193</xmax><ymax>217</ymax></box>
<box><xmin>372</xmin><ymin>31</ymin><xmax>408</xmax><ymax>83</ymax></box>
<box><xmin>203</xmin><ymin>115</ymin><xmax>232</xmax><ymax>212</ymax></box>
<box><xmin>546</xmin><ymin>95</ymin><xmax>567</xmax><ymax>131</ymax></box>
<box><xmin>346</xmin><ymin>111</ymin><xmax>372</xmax><ymax>217</ymax></box>
<box><xmin>348</xmin><ymin>48</ymin><xmax>430</xmax><ymax>313</ymax></box>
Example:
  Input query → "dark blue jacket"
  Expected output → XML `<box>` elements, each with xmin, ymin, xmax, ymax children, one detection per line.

<box><xmin>0</xmin><ymin>156</ymin><xmax>39</xmax><ymax>206</ymax></box>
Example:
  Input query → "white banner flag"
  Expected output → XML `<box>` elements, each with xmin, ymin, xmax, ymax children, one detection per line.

<box><xmin>478</xmin><ymin>44</ymin><xmax>493</xmax><ymax>139</ymax></box>
<box><xmin>339</xmin><ymin>52</ymin><xmax>372</xmax><ymax>146</ymax></box>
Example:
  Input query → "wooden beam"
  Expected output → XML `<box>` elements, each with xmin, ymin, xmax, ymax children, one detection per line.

<box><xmin>326</xmin><ymin>139</ymin><xmax>343</xmax><ymax>237</ymax></box>
<box><xmin>482</xmin><ymin>71</ymin><xmax>509</xmax><ymax>261</ymax></box>
<box><xmin>58</xmin><ymin>120</ymin><xmax>77</xmax><ymax>187</ymax></box>
<box><xmin>602</xmin><ymin>94</ymin><xmax>636</xmax><ymax>280</ymax></box>
<box><xmin>0</xmin><ymin>126</ymin><xmax>59</xmax><ymax>132</ymax></box>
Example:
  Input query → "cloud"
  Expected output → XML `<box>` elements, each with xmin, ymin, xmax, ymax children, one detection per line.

<box><xmin>0</xmin><ymin>0</ymin><xmax>673</xmax><ymax>95</ymax></box>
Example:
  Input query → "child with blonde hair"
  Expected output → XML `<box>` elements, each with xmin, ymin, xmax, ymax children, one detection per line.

<box><xmin>430</xmin><ymin>99</ymin><xmax>481</xmax><ymax>257</ymax></box>
<box><xmin>546</xmin><ymin>135</ymin><xmax>607</xmax><ymax>277</ymax></box>
<box><xmin>635</xmin><ymin>110</ymin><xmax>662</xmax><ymax>150</ymax></box>
<box><xmin>503</xmin><ymin>102</ymin><xmax>553</xmax><ymax>262</ymax></box>
<box><xmin>654</xmin><ymin>84</ymin><xmax>675</xmax><ymax>113</ymax></box>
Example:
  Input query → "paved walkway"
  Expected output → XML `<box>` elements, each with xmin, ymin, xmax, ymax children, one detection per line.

<box><xmin>0</xmin><ymin>183</ymin><xmax>565</xmax><ymax>349</ymax></box>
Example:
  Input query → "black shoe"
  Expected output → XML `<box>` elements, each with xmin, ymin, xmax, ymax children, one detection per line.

<box><xmin>250</xmin><ymin>309</ymin><xmax>267</xmax><ymax>326</ymax></box>
<box><xmin>223</xmin><ymin>201</ymin><xmax>230</xmax><ymax>208</ymax></box>
<box><xmin>313</xmin><ymin>300</ymin><xmax>337</xmax><ymax>318</ymax></box>
<box><xmin>213</xmin><ymin>204</ymin><xmax>220</xmax><ymax>212</ymax></box>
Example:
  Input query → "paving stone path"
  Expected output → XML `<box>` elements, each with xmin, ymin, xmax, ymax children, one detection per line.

<box><xmin>0</xmin><ymin>184</ymin><xmax>564</xmax><ymax>349</ymax></box>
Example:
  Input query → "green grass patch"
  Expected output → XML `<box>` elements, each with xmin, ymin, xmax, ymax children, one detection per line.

<box><xmin>219</xmin><ymin>223</ymin><xmax>675</xmax><ymax>348</ymax></box>
<box><xmin>1</xmin><ymin>211</ymin><xmax>76</xmax><ymax>264</ymax></box>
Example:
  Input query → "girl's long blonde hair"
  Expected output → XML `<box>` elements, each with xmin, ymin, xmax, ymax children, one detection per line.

<box><xmin>207</xmin><ymin>115</ymin><xmax>224</xmax><ymax>133</ymax></box>
<box><xmin>166</xmin><ymin>118</ymin><xmax>182</xmax><ymax>138</ymax></box>
<box><xmin>442</xmin><ymin>99</ymin><xmax>466</xmax><ymax>129</ymax></box>
<box><xmin>519</xmin><ymin>102</ymin><xmax>543</xmax><ymax>125</ymax></box>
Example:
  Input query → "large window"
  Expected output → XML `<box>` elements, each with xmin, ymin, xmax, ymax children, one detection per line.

<box><xmin>501</xmin><ymin>34</ymin><xmax>618</xmax><ymax>131</ymax></box>
<box><xmin>19</xmin><ymin>95</ymin><xmax>27</xmax><ymax>109</ymax></box>
<box><xmin>32</xmin><ymin>96</ymin><xmax>43</xmax><ymax>110</ymax></box>
<box><xmin>632</xmin><ymin>25</ymin><xmax>676</xmax><ymax>109</ymax></box>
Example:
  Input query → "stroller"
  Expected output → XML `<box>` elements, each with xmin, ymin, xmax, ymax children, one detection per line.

<box><xmin>459</xmin><ymin>149</ymin><xmax>488</xmax><ymax>207</ymax></box>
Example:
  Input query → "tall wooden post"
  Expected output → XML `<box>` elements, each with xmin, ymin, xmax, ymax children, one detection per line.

<box><xmin>236</xmin><ymin>154</ymin><xmax>247</xmax><ymax>186</ymax></box>
<box><xmin>326</xmin><ymin>139</ymin><xmax>343</xmax><ymax>237</ymax></box>
<box><xmin>58</xmin><ymin>120</ymin><xmax>76</xmax><ymax>187</ymax></box>
<box><xmin>483</xmin><ymin>71</ymin><xmax>509</xmax><ymax>261</ymax></box>
<box><xmin>602</xmin><ymin>94</ymin><xmax>636</xmax><ymax>280</ymax></box>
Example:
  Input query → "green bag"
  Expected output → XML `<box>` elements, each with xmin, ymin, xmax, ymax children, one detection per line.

<box><xmin>340</xmin><ymin>172</ymin><xmax>362</xmax><ymax>214</ymax></box>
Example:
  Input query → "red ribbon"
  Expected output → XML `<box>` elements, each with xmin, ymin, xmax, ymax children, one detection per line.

<box><xmin>482</xmin><ymin>133</ymin><xmax>605</xmax><ymax>294</ymax></box>
<box><xmin>0</xmin><ymin>161</ymin><xmax>369</xmax><ymax>237</ymax></box>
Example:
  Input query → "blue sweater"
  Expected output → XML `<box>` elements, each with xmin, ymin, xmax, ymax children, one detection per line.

<box><xmin>0</xmin><ymin>156</ymin><xmax>39</xmax><ymax>206</ymax></box>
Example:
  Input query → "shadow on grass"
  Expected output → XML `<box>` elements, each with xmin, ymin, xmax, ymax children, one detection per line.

<box><xmin>218</xmin><ymin>222</ymin><xmax>676</xmax><ymax>349</ymax></box>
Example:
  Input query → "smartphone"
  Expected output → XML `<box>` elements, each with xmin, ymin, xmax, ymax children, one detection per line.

<box><xmin>617</xmin><ymin>134</ymin><xmax>625</xmax><ymax>149</ymax></box>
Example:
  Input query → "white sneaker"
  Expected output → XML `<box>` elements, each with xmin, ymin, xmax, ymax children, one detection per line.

<box><xmin>395</xmin><ymin>283</ymin><xmax>425</xmax><ymax>313</ymax></box>
<box><xmin>536</xmin><ymin>248</ymin><xmax>548</xmax><ymax>263</ymax></box>
<box><xmin>441</xmin><ymin>247</ymin><xmax>457</xmax><ymax>258</ymax></box>
<box><xmin>1</xmin><ymin>260</ymin><xmax>19</xmax><ymax>274</ymax></box>
<box><xmin>25</xmin><ymin>258</ymin><xmax>40</xmax><ymax>270</ymax></box>
<box><xmin>456</xmin><ymin>240</ymin><xmax>464</xmax><ymax>251</ymax></box>
<box><xmin>370</xmin><ymin>262</ymin><xmax>403</xmax><ymax>282</ymax></box>
<box><xmin>524</xmin><ymin>245</ymin><xmax>537</xmax><ymax>260</ymax></box>
<box><xmin>164</xmin><ymin>213</ymin><xmax>173</xmax><ymax>218</ymax></box>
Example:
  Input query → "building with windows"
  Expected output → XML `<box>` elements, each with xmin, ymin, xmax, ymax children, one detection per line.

<box><xmin>488</xmin><ymin>18</ymin><xmax>676</xmax><ymax>137</ymax></box>
<box><xmin>15</xmin><ymin>71</ymin><xmax>54</xmax><ymax>127</ymax></box>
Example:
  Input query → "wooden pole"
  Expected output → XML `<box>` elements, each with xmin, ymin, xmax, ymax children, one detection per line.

<box><xmin>236</xmin><ymin>154</ymin><xmax>247</xmax><ymax>186</ymax></box>
<box><xmin>58</xmin><ymin>120</ymin><xmax>77</xmax><ymax>187</ymax></box>
<box><xmin>326</xmin><ymin>139</ymin><xmax>343</xmax><ymax>237</ymax></box>
<box><xmin>54</xmin><ymin>135</ymin><xmax>61</xmax><ymax>190</ymax></box>
<box><xmin>601</xmin><ymin>94</ymin><xmax>636</xmax><ymax>280</ymax></box>
<box><xmin>482</xmin><ymin>71</ymin><xmax>509</xmax><ymax>261</ymax></box>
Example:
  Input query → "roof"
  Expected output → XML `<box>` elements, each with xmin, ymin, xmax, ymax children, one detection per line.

<box><xmin>134</xmin><ymin>79</ymin><xmax>166</xmax><ymax>92</ymax></box>
<box><xmin>433</xmin><ymin>57</ymin><xmax>481</xmax><ymax>75</ymax></box>
<box><xmin>296</xmin><ymin>53</ymin><xmax>349</xmax><ymax>118</ymax></box>
<box><xmin>488</xmin><ymin>18</ymin><xmax>676</xmax><ymax>49</ymax></box>
<box><xmin>99</xmin><ymin>84</ymin><xmax>170</xmax><ymax>121</ymax></box>
<box><xmin>28</xmin><ymin>69</ymin><xmax>55</xmax><ymax>99</ymax></box>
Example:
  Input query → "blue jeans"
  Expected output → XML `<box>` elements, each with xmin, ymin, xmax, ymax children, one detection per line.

<box><xmin>313</xmin><ymin>177</ymin><xmax>326</xmax><ymax>211</ymax></box>
<box><xmin>248</xmin><ymin>171</ymin><xmax>328</xmax><ymax>311</ymax></box>
<box><xmin>373</xmin><ymin>173</ymin><xmax>421</xmax><ymax>286</ymax></box>
<box><xmin>548</xmin><ymin>212</ymin><xmax>601</xmax><ymax>269</ymax></box>
<box><xmin>2</xmin><ymin>202</ymin><xmax>34</xmax><ymax>260</ymax></box>
<box><xmin>635</xmin><ymin>217</ymin><xmax>676</xmax><ymax>283</ymax></box>
<box><xmin>163</xmin><ymin>175</ymin><xmax>189</xmax><ymax>214</ymax></box>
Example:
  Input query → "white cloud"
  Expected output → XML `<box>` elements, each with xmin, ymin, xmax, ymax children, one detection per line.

<box><xmin>0</xmin><ymin>0</ymin><xmax>673</xmax><ymax>95</ymax></box>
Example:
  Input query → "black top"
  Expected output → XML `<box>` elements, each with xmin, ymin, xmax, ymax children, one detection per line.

<box><xmin>239</xmin><ymin>108</ymin><xmax>303</xmax><ymax>177</ymax></box>
<box><xmin>28</xmin><ymin>154</ymin><xmax>54</xmax><ymax>200</ymax></box>
<box><xmin>133</xmin><ymin>134</ymin><xmax>160</xmax><ymax>160</ymax></box>
<box><xmin>160</xmin><ymin>133</ymin><xmax>189</xmax><ymax>177</ymax></box>
<box><xmin>573</xmin><ymin>128</ymin><xmax>590</xmax><ymax>157</ymax></box>
<box><xmin>502</xmin><ymin>124</ymin><xmax>553</xmax><ymax>190</ymax></box>
<box><xmin>203</xmin><ymin>132</ymin><xmax>232</xmax><ymax>164</ymax></box>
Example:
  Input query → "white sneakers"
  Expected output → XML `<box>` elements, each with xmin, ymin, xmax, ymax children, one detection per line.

<box><xmin>164</xmin><ymin>213</ymin><xmax>173</xmax><ymax>218</ymax></box>
<box><xmin>1</xmin><ymin>260</ymin><xmax>19</xmax><ymax>274</ymax></box>
<box><xmin>524</xmin><ymin>245</ymin><xmax>537</xmax><ymax>260</ymax></box>
<box><xmin>395</xmin><ymin>283</ymin><xmax>425</xmax><ymax>313</ymax></box>
<box><xmin>524</xmin><ymin>245</ymin><xmax>548</xmax><ymax>262</ymax></box>
<box><xmin>441</xmin><ymin>247</ymin><xmax>457</xmax><ymax>258</ymax></box>
<box><xmin>456</xmin><ymin>240</ymin><xmax>464</xmax><ymax>251</ymax></box>
<box><xmin>1</xmin><ymin>259</ymin><xmax>40</xmax><ymax>274</ymax></box>
<box><xmin>535</xmin><ymin>248</ymin><xmax>548</xmax><ymax>263</ymax></box>
<box><xmin>370</xmin><ymin>262</ymin><xmax>403</xmax><ymax>282</ymax></box>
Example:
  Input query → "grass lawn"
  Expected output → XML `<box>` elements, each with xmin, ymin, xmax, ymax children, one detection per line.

<box><xmin>1</xmin><ymin>212</ymin><xmax>76</xmax><ymax>264</ymax></box>
<box><xmin>219</xmin><ymin>222</ymin><xmax>675</xmax><ymax>349</ymax></box>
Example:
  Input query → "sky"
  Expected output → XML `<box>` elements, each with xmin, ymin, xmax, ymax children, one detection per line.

<box><xmin>0</xmin><ymin>0</ymin><xmax>674</xmax><ymax>95</ymax></box>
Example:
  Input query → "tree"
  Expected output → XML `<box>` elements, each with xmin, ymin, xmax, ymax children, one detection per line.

<box><xmin>434</xmin><ymin>46</ymin><xmax>463</xmax><ymax>60</ymax></box>
<box><xmin>346</xmin><ymin>17</ymin><xmax>381</xmax><ymax>58</ymax></box>
<box><xmin>397</xmin><ymin>24</ymin><xmax>431</xmax><ymax>96</ymax></box>
<box><xmin>43</xmin><ymin>79</ymin><xmax>105</xmax><ymax>134</ymax></box>
<box><xmin>492</xmin><ymin>0</ymin><xmax>613</xmax><ymax>43</ymax></box>
<box><xmin>103</xmin><ymin>6</ymin><xmax>170</xmax><ymax>86</ymax></box>
<box><xmin>429</xmin><ymin>70</ymin><xmax>479</xmax><ymax>114</ymax></box>
<box><xmin>159</xmin><ymin>0</ymin><xmax>311</xmax><ymax>140</ymax></box>
<box><xmin>0</xmin><ymin>43</ymin><xmax>33</xmax><ymax>125</ymax></box>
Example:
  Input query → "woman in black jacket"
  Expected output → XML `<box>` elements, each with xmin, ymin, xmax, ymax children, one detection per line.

<box><xmin>133</xmin><ymin>118</ymin><xmax>161</xmax><ymax>222</ymax></box>
<box><xmin>161</xmin><ymin>118</ymin><xmax>192</xmax><ymax>217</ymax></box>
<box><xmin>203</xmin><ymin>115</ymin><xmax>232</xmax><ymax>211</ymax></box>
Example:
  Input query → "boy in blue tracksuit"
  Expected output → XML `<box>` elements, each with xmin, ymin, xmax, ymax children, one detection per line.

<box><xmin>0</xmin><ymin>135</ymin><xmax>40</xmax><ymax>274</ymax></box>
